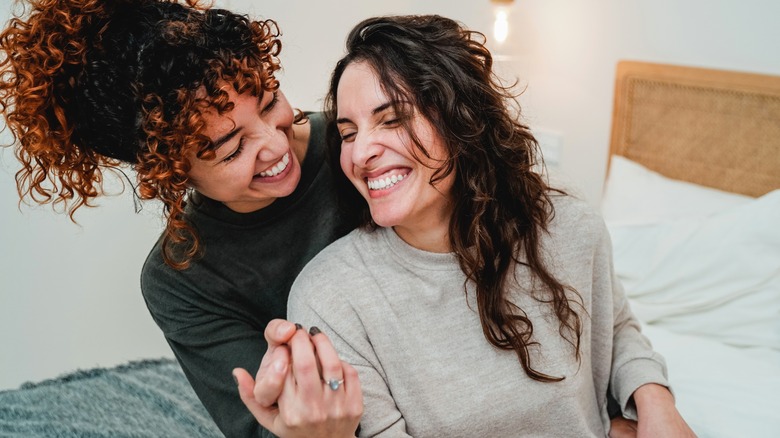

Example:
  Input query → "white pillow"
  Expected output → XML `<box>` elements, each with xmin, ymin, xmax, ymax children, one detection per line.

<box><xmin>609</xmin><ymin>189</ymin><xmax>780</xmax><ymax>350</ymax></box>
<box><xmin>601</xmin><ymin>155</ymin><xmax>752</xmax><ymax>225</ymax></box>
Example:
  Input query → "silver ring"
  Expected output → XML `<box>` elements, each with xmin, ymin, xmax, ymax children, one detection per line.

<box><xmin>324</xmin><ymin>378</ymin><xmax>344</xmax><ymax>391</ymax></box>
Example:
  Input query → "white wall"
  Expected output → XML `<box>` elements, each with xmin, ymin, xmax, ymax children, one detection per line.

<box><xmin>2</xmin><ymin>0</ymin><xmax>778</xmax><ymax>390</ymax></box>
<box><xmin>0</xmin><ymin>140</ymin><xmax>171</xmax><ymax>390</ymax></box>
<box><xmin>0</xmin><ymin>5</ymin><xmax>170</xmax><ymax>390</ymax></box>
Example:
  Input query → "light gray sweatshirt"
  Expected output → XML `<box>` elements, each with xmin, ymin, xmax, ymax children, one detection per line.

<box><xmin>288</xmin><ymin>194</ymin><xmax>668</xmax><ymax>437</ymax></box>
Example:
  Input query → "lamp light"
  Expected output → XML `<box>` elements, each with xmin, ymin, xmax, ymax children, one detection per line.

<box><xmin>490</xmin><ymin>0</ymin><xmax>515</xmax><ymax>45</ymax></box>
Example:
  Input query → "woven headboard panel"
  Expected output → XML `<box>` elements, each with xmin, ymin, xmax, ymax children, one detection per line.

<box><xmin>609</xmin><ymin>61</ymin><xmax>780</xmax><ymax>197</ymax></box>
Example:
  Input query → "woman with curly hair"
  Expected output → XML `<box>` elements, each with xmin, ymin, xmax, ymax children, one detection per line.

<box><xmin>287</xmin><ymin>15</ymin><xmax>696</xmax><ymax>437</ymax></box>
<box><xmin>0</xmin><ymin>0</ymin><xmax>361</xmax><ymax>436</ymax></box>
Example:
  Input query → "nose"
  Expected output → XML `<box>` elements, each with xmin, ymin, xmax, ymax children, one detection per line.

<box><xmin>255</xmin><ymin>125</ymin><xmax>290</xmax><ymax>163</ymax></box>
<box><xmin>350</xmin><ymin>130</ymin><xmax>383</xmax><ymax>167</ymax></box>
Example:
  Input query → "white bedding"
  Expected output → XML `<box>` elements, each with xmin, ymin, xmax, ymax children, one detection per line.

<box><xmin>641</xmin><ymin>323</ymin><xmax>780</xmax><ymax>438</ymax></box>
<box><xmin>602</xmin><ymin>156</ymin><xmax>780</xmax><ymax>437</ymax></box>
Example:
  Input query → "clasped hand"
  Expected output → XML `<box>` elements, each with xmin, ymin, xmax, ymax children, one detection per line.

<box><xmin>233</xmin><ymin>320</ymin><xmax>363</xmax><ymax>438</ymax></box>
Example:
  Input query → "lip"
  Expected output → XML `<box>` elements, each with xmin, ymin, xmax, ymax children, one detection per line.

<box><xmin>252</xmin><ymin>152</ymin><xmax>294</xmax><ymax>183</ymax></box>
<box><xmin>360</xmin><ymin>165</ymin><xmax>411</xmax><ymax>179</ymax></box>
<box><xmin>365</xmin><ymin>169</ymin><xmax>410</xmax><ymax>199</ymax></box>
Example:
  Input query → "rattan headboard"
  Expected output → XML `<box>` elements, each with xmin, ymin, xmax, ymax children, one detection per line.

<box><xmin>608</xmin><ymin>61</ymin><xmax>780</xmax><ymax>197</ymax></box>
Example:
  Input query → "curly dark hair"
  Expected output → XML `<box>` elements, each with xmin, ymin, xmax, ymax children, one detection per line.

<box><xmin>325</xmin><ymin>15</ymin><xmax>584</xmax><ymax>382</ymax></box>
<box><xmin>0</xmin><ymin>0</ymin><xmax>289</xmax><ymax>268</ymax></box>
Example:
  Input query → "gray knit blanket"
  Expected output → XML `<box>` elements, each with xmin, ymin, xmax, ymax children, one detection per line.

<box><xmin>0</xmin><ymin>358</ymin><xmax>222</xmax><ymax>438</ymax></box>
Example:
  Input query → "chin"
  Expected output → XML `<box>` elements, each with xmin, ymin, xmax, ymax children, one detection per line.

<box><xmin>279</xmin><ymin>167</ymin><xmax>302</xmax><ymax>194</ymax></box>
<box><xmin>368</xmin><ymin>209</ymin><xmax>405</xmax><ymax>229</ymax></box>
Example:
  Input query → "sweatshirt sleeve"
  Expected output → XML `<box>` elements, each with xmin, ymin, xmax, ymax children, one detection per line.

<box><xmin>141</xmin><ymin>259</ymin><xmax>276</xmax><ymax>438</ymax></box>
<box><xmin>288</xmin><ymin>256</ymin><xmax>413</xmax><ymax>438</ymax></box>
<box><xmin>598</xmin><ymin>221</ymin><xmax>670</xmax><ymax>420</ymax></box>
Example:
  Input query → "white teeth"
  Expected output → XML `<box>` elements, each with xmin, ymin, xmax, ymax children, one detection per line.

<box><xmin>368</xmin><ymin>173</ymin><xmax>404</xmax><ymax>191</ymax></box>
<box><xmin>259</xmin><ymin>153</ymin><xmax>289</xmax><ymax>177</ymax></box>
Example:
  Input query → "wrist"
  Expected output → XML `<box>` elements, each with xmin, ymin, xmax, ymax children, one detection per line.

<box><xmin>632</xmin><ymin>383</ymin><xmax>675</xmax><ymax>418</ymax></box>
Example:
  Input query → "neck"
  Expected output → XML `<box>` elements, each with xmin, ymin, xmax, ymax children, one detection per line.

<box><xmin>392</xmin><ymin>218</ymin><xmax>451</xmax><ymax>253</ymax></box>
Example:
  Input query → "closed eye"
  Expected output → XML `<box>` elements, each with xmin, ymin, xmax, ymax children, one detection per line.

<box><xmin>340</xmin><ymin>130</ymin><xmax>357</xmax><ymax>142</ymax></box>
<box><xmin>222</xmin><ymin>139</ymin><xmax>245</xmax><ymax>163</ymax></box>
<box><xmin>261</xmin><ymin>91</ymin><xmax>279</xmax><ymax>114</ymax></box>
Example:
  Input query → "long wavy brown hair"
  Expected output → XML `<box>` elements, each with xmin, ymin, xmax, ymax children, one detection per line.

<box><xmin>0</xmin><ymin>0</ymin><xmax>286</xmax><ymax>268</ymax></box>
<box><xmin>326</xmin><ymin>15</ymin><xmax>584</xmax><ymax>382</ymax></box>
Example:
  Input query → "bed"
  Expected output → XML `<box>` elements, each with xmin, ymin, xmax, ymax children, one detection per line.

<box><xmin>601</xmin><ymin>60</ymin><xmax>780</xmax><ymax>437</ymax></box>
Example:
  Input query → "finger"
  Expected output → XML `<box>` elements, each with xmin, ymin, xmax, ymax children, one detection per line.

<box><xmin>255</xmin><ymin>320</ymin><xmax>296</xmax><ymax>385</ymax></box>
<box><xmin>275</xmin><ymin>362</ymin><xmax>307</xmax><ymax>430</ymax></box>
<box><xmin>309</xmin><ymin>327</ymin><xmax>344</xmax><ymax>390</ymax></box>
<box><xmin>342</xmin><ymin>362</ymin><xmax>364</xmax><ymax>417</ymax></box>
<box><xmin>264</xmin><ymin>319</ymin><xmax>298</xmax><ymax>347</ymax></box>
<box><xmin>233</xmin><ymin>367</ymin><xmax>278</xmax><ymax>429</ymax></box>
<box><xmin>253</xmin><ymin>345</ymin><xmax>291</xmax><ymax>407</ymax></box>
<box><xmin>288</xmin><ymin>327</ymin><xmax>322</xmax><ymax>395</ymax></box>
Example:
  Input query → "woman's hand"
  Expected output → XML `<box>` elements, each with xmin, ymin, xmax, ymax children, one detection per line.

<box><xmin>633</xmin><ymin>383</ymin><xmax>696</xmax><ymax>438</ymax></box>
<box><xmin>235</xmin><ymin>319</ymin><xmax>297</xmax><ymax>411</ymax></box>
<box><xmin>234</xmin><ymin>321</ymin><xmax>363</xmax><ymax>438</ymax></box>
<box><xmin>609</xmin><ymin>416</ymin><xmax>637</xmax><ymax>438</ymax></box>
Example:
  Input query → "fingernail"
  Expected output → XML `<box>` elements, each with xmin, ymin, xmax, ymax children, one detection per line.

<box><xmin>294</xmin><ymin>323</ymin><xmax>303</xmax><ymax>330</ymax></box>
<box><xmin>273</xmin><ymin>360</ymin><xmax>286</xmax><ymax>374</ymax></box>
<box><xmin>309</xmin><ymin>326</ymin><xmax>321</xmax><ymax>336</ymax></box>
<box><xmin>232</xmin><ymin>371</ymin><xmax>238</xmax><ymax>385</ymax></box>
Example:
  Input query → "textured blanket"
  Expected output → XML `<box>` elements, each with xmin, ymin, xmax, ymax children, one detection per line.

<box><xmin>0</xmin><ymin>358</ymin><xmax>222</xmax><ymax>438</ymax></box>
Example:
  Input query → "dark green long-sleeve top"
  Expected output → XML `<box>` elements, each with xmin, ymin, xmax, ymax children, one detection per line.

<box><xmin>141</xmin><ymin>112</ymin><xmax>354</xmax><ymax>437</ymax></box>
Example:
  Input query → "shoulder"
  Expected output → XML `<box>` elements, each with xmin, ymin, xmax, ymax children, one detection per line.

<box><xmin>140</xmin><ymin>236</ymin><xmax>168</xmax><ymax>300</ymax></box>
<box><xmin>302</xmin><ymin>111</ymin><xmax>327</xmax><ymax>145</ymax></box>
<box><xmin>288</xmin><ymin>229</ymin><xmax>380</xmax><ymax>303</ymax></box>
<box><xmin>139</xmin><ymin>230</ymin><xmax>219</xmax><ymax>332</ymax></box>
<box><xmin>139</xmin><ymin>236</ymin><xmax>188</xmax><ymax>330</ymax></box>
<box><xmin>549</xmin><ymin>190</ymin><xmax>597</xmax><ymax>218</ymax></box>
<box><xmin>546</xmin><ymin>192</ymin><xmax>610</xmax><ymax>250</ymax></box>
<box><xmin>295</xmin><ymin>228</ymin><xmax>375</xmax><ymax>283</ymax></box>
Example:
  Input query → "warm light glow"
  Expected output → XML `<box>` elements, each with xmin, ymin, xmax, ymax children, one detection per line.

<box><xmin>493</xmin><ymin>9</ymin><xmax>509</xmax><ymax>44</ymax></box>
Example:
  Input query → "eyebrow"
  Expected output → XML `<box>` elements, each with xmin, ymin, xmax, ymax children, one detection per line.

<box><xmin>336</xmin><ymin>101</ymin><xmax>394</xmax><ymax>125</ymax></box>
<box><xmin>211</xmin><ymin>127</ymin><xmax>242</xmax><ymax>151</ymax></box>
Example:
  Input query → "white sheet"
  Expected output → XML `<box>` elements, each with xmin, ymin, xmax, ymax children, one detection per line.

<box><xmin>609</xmin><ymin>190</ymin><xmax>780</xmax><ymax>350</ymax></box>
<box><xmin>640</xmin><ymin>323</ymin><xmax>780</xmax><ymax>438</ymax></box>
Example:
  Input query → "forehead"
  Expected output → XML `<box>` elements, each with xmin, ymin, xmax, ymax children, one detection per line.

<box><xmin>197</xmin><ymin>86</ymin><xmax>256</xmax><ymax>136</ymax></box>
<box><xmin>337</xmin><ymin>62</ymin><xmax>388</xmax><ymax>109</ymax></box>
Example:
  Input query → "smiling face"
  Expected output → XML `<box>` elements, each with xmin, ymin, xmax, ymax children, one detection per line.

<box><xmin>186</xmin><ymin>87</ymin><xmax>305</xmax><ymax>212</ymax></box>
<box><xmin>336</xmin><ymin>62</ymin><xmax>455</xmax><ymax>251</ymax></box>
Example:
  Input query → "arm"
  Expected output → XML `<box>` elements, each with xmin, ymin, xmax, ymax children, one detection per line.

<box><xmin>141</xmin><ymin>269</ymin><xmax>278</xmax><ymax>438</ymax></box>
<box><xmin>633</xmin><ymin>383</ymin><xmax>696</xmax><ymax>437</ymax></box>
<box><xmin>288</xmin><ymin>272</ymin><xmax>412</xmax><ymax>438</ymax></box>
<box><xmin>157</xmin><ymin>315</ymin><xmax>279</xmax><ymax>438</ymax></box>
<box><xmin>596</xmin><ymin>221</ymin><xmax>695</xmax><ymax>436</ymax></box>
<box><xmin>609</xmin><ymin>272</ymin><xmax>670</xmax><ymax>419</ymax></box>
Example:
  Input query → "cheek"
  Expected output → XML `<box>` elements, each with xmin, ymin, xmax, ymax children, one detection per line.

<box><xmin>339</xmin><ymin>145</ymin><xmax>355</xmax><ymax>179</ymax></box>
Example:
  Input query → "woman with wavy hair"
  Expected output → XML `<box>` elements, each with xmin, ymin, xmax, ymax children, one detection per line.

<box><xmin>287</xmin><ymin>15</ymin><xmax>695</xmax><ymax>437</ymax></box>
<box><xmin>0</xmin><ymin>0</ymin><xmax>361</xmax><ymax>436</ymax></box>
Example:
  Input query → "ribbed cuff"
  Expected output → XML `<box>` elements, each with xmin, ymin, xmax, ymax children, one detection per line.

<box><xmin>612</xmin><ymin>357</ymin><xmax>670</xmax><ymax>420</ymax></box>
